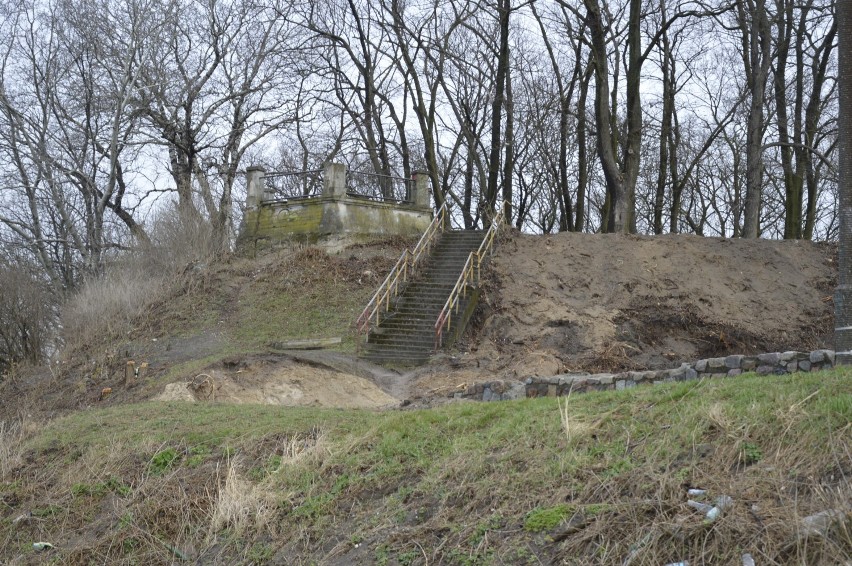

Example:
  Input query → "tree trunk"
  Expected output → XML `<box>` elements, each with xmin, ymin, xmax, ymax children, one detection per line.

<box><xmin>484</xmin><ymin>0</ymin><xmax>511</xmax><ymax>218</ymax></box>
<box><xmin>574</xmin><ymin>64</ymin><xmax>592</xmax><ymax>233</ymax></box>
<box><xmin>741</xmin><ymin>0</ymin><xmax>772</xmax><ymax>238</ymax></box>
<box><xmin>501</xmin><ymin>60</ymin><xmax>514</xmax><ymax>222</ymax></box>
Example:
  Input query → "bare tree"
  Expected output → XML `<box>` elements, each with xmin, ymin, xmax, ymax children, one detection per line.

<box><xmin>134</xmin><ymin>0</ymin><xmax>297</xmax><ymax>252</ymax></box>
<box><xmin>0</xmin><ymin>0</ymin><xmax>156</xmax><ymax>283</ymax></box>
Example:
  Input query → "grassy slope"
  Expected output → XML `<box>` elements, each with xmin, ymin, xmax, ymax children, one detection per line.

<box><xmin>2</xmin><ymin>370</ymin><xmax>850</xmax><ymax>565</ymax></box>
<box><xmin>27</xmin><ymin>243</ymin><xmax>407</xmax><ymax>411</ymax></box>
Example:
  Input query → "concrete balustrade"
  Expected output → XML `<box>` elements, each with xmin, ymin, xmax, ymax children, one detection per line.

<box><xmin>239</xmin><ymin>162</ymin><xmax>433</xmax><ymax>251</ymax></box>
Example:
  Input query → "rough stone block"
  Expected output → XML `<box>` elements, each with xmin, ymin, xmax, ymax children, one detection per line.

<box><xmin>616</xmin><ymin>379</ymin><xmax>636</xmax><ymax>391</ymax></box>
<box><xmin>727</xmin><ymin>368</ymin><xmax>742</xmax><ymax>377</ymax></box>
<box><xmin>725</xmin><ymin>355</ymin><xmax>744</xmax><ymax>369</ymax></box>
<box><xmin>756</xmin><ymin>365</ymin><xmax>774</xmax><ymax>375</ymax></box>
<box><xmin>708</xmin><ymin>357</ymin><xmax>727</xmax><ymax>370</ymax></box>
<box><xmin>826</xmin><ymin>350</ymin><xmax>836</xmax><ymax>365</ymax></box>
<box><xmin>596</xmin><ymin>374</ymin><xmax>615</xmax><ymax>385</ymax></box>
<box><xmin>684</xmin><ymin>368</ymin><xmax>698</xmax><ymax>381</ymax></box>
<box><xmin>798</xmin><ymin>360</ymin><xmax>812</xmax><ymax>372</ymax></box>
<box><xmin>758</xmin><ymin>352</ymin><xmax>781</xmax><ymax>365</ymax></box>
<box><xmin>506</xmin><ymin>383</ymin><xmax>526</xmax><ymax>400</ymax></box>
<box><xmin>786</xmin><ymin>362</ymin><xmax>798</xmax><ymax>373</ymax></box>
<box><xmin>695</xmin><ymin>359</ymin><xmax>708</xmax><ymax>372</ymax></box>
<box><xmin>668</xmin><ymin>368</ymin><xmax>685</xmax><ymax>381</ymax></box>
<box><xmin>741</xmin><ymin>357</ymin><xmax>758</xmax><ymax>371</ymax></box>
<box><xmin>780</xmin><ymin>351</ymin><xmax>799</xmax><ymax>362</ymax></box>
<box><xmin>709</xmin><ymin>373</ymin><xmax>727</xmax><ymax>379</ymax></box>
<box><xmin>547</xmin><ymin>384</ymin><xmax>558</xmax><ymax>397</ymax></box>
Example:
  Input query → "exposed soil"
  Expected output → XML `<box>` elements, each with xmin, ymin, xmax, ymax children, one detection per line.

<box><xmin>409</xmin><ymin>232</ymin><xmax>835</xmax><ymax>398</ymax></box>
<box><xmin>0</xmin><ymin>232</ymin><xmax>837</xmax><ymax>415</ymax></box>
<box><xmin>154</xmin><ymin>354</ymin><xmax>398</xmax><ymax>409</ymax></box>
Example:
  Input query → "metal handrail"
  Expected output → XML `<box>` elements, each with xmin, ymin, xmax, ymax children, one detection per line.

<box><xmin>347</xmin><ymin>170</ymin><xmax>413</xmax><ymax>203</ymax></box>
<box><xmin>434</xmin><ymin>202</ymin><xmax>506</xmax><ymax>349</ymax></box>
<box><xmin>411</xmin><ymin>201</ymin><xmax>448</xmax><ymax>264</ymax></box>
<box><xmin>434</xmin><ymin>251</ymin><xmax>477</xmax><ymax>349</ymax></box>
<box><xmin>356</xmin><ymin>201</ymin><xmax>448</xmax><ymax>336</ymax></box>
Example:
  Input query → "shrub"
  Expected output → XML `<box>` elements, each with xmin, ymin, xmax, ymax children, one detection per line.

<box><xmin>0</xmin><ymin>260</ymin><xmax>57</xmax><ymax>373</ymax></box>
<box><xmin>60</xmin><ymin>204</ymin><xmax>220</xmax><ymax>354</ymax></box>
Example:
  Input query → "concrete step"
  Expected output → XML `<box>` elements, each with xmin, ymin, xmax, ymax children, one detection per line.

<box><xmin>358</xmin><ymin>228</ymin><xmax>488</xmax><ymax>367</ymax></box>
<box><xmin>362</xmin><ymin>343</ymin><xmax>433</xmax><ymax>354</ymax></box>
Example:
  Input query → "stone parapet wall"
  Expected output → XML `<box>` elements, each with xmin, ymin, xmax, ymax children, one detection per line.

<box><xmin>452</xmin><ymin>349</ymin><xmax>836</xmax><ymax>402</ymax></box>
<box><xmin>240</xmin><ymin>163</ymin><xmax>433</xmax><ymax>251</ymax></box>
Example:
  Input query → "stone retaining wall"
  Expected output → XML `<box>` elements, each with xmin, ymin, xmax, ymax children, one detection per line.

<box><xmin>452</xmin><ymin>349</ymin><xmax>836</xmax><ymax>402</ymax></box>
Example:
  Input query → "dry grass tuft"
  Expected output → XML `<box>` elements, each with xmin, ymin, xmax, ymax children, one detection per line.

<box><xmin>0</xmin><ymin>419</ymin><xmax>26</xmax><ymax>477</ymax></box>
<box><xmin>209</xmin><ymin>458</ymin><xmax>275</xmax><ymax>538</ymax></box>
<box><xmin>60</xmin><ymin>204</ymin><xmax>219</xmax><ymax>356</ymax></box>
<box><xmin>62</xmin><ymin>264</ymin><xmax>168</xmax><ymax>353</ymax></box>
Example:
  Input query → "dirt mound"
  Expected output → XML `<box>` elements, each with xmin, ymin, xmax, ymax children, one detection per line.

<box><xmin>2</xmin><ymin>232</ymin><xmax>837</xmax><ymax>414</ymax></box>
<box><xmin>155</xmin><ymin>355</ymin><xmax>398</xmax><ymax>409</ymax></box>
<box><xmin>433</xmin><ymin>232</ymin><xmax>835</xmax><ymax>382</ymax></box>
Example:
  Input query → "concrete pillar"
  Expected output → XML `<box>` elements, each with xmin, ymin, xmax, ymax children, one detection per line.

<box><xmin>323</xmin><ymin>162</ymin><xmax>347</xmax><ymax>198</ymax></box>
<box><xmin>246</xmin><ymin>166</ymin><xmax>266</xmax><ymax>208</ymax></box>
<box><xmin>412</xmin><ymin>171</ymin><xmax>431</xmax><ymax>208</ymax></box>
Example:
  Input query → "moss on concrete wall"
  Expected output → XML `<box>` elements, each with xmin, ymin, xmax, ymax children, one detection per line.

<box><xmin>240</xmin><ymin>197</ymin><xmax>432</xmax><ymax>250</ymax></box>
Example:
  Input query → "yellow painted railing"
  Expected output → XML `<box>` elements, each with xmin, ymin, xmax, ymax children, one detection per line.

<box><xmin>434</xmin><ymin>203</ymin><xmax>506</xmax><ymax>349</ymax></box>
<box><xmin>356</xmin><ymin>201</ymin><xmax>448</xmax><ymax>336</ymax></box>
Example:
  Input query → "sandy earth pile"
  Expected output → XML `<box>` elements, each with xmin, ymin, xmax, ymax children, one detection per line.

<box><xmin>156</xmin><ymin>355</ymin><xmax>397</xmax><ymax>409</ymax></box>
<box><xmin>407</xmin><ymin>232</ymin><xmax>835</xmax><ymax>398</ymax></box>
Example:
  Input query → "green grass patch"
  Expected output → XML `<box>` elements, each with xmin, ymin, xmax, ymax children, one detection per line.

<box><xmin>524</xmin><ymin>504</ymin><xmax>573</xmax><ymax>532</ymax></box>
<box><xmin>7</xmin><ymin>368</ymin><xmax>851</xmax><ymax>564</ymax></box>
<box><xmin>149</xmin><ymin>447</ymin><xmax>180</xmax><ymax>475</ymax></box>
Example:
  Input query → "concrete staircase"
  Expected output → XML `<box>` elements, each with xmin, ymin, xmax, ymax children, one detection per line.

<box><xmin>360</xmin><ymin>230</ymin><xmax>486</xmax><ymax>366</ymax></box>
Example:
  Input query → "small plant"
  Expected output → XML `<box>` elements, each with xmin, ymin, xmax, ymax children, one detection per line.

<box><xmin>72</xmin><ymin>477</ymin><xmax>131</xmax><ymax>497</ymax></box>
<box><xmin>398</xmin><ymin>550</ymin><xmax>418</xmax><ymax>565</ymax></box>
<box><xmin>122</xmin><ymin>537</ymin><xmax>139</xmax><ymax>554</ymax></box>
<box><xmin>740</xmin><ymin>441</ymin><xmax>763</xmax><ymax>465</ymax></box>
<box><xmin>374</xmin><ymin>543</ymin><xmax>391</xmax><ymax>566</ymax></box>
<box><xmin>71</xmin><ymin>483</ymin><xmax>98</xmax><ymax>497</ymax></box>
<box><xmin>471</xmin><ymin>515</ymin><xmax>503</xmax><ymax>544</ymax></box>
<box><xmin>32</xmin><ymin>505</ymin><xmax>62</xmax><ymax>518</ymax></box>
<box><xmin>247</xmin><ymin>542</ymin><xmax>274</xmax><ymax>563</ymax></box>
<box><xmin>149</xmin><ymin>447</ymin><xmax>179</xmax><ymax>475</ymax></box>
<box><xmin>249</xmin><ymin>454</ymin><xmax>284</xmax><ymax>481</ymax></box>
<box><xmin>103</xmin><ymin>476</ymin><xmax>132</xmax><ymax>496</ymax></box>
<box><xmin>186</xmin><ymin>445</ymin><xmax>211</xmax><ymax>468</ymax></box>
<box><xmin>523</xmin><ymin>504</ymin><xmax>574</xmax><ymax>533</ymax></box>
<box><xmin>118</xmin><ymin>512</ymin><xmax>133</xmax><ymax>529</ymax></box>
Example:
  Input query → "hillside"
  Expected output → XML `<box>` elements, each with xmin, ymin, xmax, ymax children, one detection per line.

<box><xmin>0</xmin><ymin>232</ymin><xmax>837</xmax><ymax>416</ymax></box>
<box><xmin>1</xmin><ymin>371</ymin><xmax>849</xmax><ymax>564</ymax></box>
<box><xmin>0</xmin><ymin>232</ymin><xmax>848</xmax><ymax>564</ymax></box>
